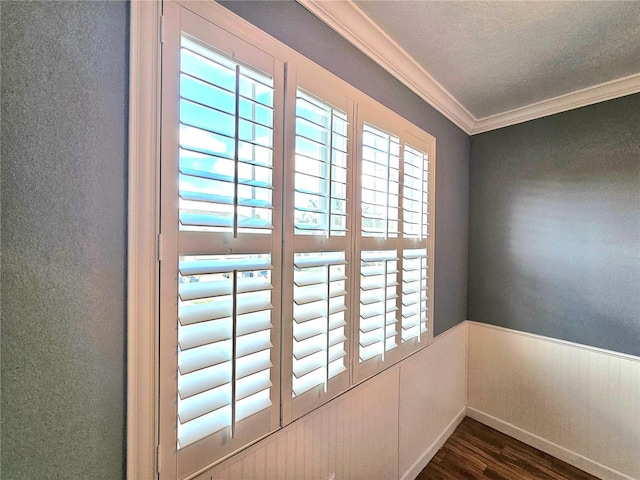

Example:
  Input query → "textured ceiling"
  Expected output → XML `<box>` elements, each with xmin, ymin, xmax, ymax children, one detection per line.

<box><xmin>353</xmin><ymin>1</ymin><xmax>640</xmax><ymax>118</ymax></box>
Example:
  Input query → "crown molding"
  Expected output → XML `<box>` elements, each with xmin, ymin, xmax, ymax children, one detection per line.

<box><xmin>298</xmin><ymin>0</ymin><xmax>477</xmax><ymax>134</ymax></box>
<box><xmin>298</xmin><ymin>0</ymin><xmax>640</xmax><ymax>137</ymax></box>
<box><xmin>472</xmin><ymin>73</ymin><xmax>640</xmax><ymax>134</ymax></box>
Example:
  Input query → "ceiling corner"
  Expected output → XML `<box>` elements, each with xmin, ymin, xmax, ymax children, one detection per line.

<box><xmin>472</xmin><ymin>72</ymin><xmax>640</xmax><ymax>135</ymax></box>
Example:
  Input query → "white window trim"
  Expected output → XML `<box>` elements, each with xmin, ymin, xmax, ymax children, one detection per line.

<box><xmin>128</xmin><ymin>2</ymin><xmax>161</xmax><ymax>479</ymax></box>
<box><xmin>127</xmin><ymin>1</ymin><xmax>436</xmax><ymax>478</ymax></box>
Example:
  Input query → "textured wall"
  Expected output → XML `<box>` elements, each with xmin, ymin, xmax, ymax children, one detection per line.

<box><xmin>469</xmin><ymin>94</ymin><xmax>640</xmax><ymax>356</ymax></box>
<box><xmin>1</xmin><ymin>2</ymin><xmax>128</xmax><ymax>479</ymax></box>
<box><xmin>219</xmin><ymin>1</ymin><xmax>470</xmax><ymax>336</ymax></box>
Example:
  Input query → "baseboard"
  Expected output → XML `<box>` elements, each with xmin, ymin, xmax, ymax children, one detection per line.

<box><xmin>466</xmin><ymin>407</ymin><xmax>637</xmax><ymax>480</ymax></box>
<box><xmin>400</xmin><ymin>406</ymin><xmax>466</xmax><ymax>480</ymax></box>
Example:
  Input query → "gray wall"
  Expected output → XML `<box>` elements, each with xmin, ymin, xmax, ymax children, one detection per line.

<box><xmin>221</xmin><ymin>1</ymin><xmax>470</xmax><ymax>335</ymax></box>
<box><xmin>469</xmin><ymin>94</ymin><xmax>640</xmax><ymax>356</ymax></box>
<box><xmin>1</xmin><ymin>2</ymin><xmax>128</xmax><ymax>478</ymax></box>
<box><xmin>0</xmin><ymin>2</ymin><xmax>468</xmax><ymax>477</ymax></box>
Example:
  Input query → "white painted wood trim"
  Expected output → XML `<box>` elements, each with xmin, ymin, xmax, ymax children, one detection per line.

<box><xmin>127</xmin><ymin>2</ymin><xmax>162</xmax><ymax>479</ymax></box>
<box><xmin>298</xmin><ymin>0</ymin><xmax>476</xmax><ymax>134</ymax></box>
<box><xmin>472</xmin><ymin>72</ymin><xmax>640</xmax><ymax>134</ymax></box>
<box><xmin>400</xmin><ymin>407</ymin><xmax>466</xmax><ymax>480</ymax></box>
<box><xmin>466</xmin><ymin>407</ymin><xmax>637</xmax><ymax>480</ymax></box>
<box><xmin>467</xmin><ymin>321</ymin><xmax>640</xmax><ymax>362</ymax></box>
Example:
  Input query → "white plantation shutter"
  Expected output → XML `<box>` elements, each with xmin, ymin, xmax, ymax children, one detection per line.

<box><xmin>284</xmin><ymin>84</ymin><xmax>352</xmax><ymax>420</ymax></box>
<box><xmin>402</xmin><ymin>145</ymin><xmax>429</xmax><ymax>239</ymax></box>
<box><xmin>176</xmin><ymin>37</ymin><xmax>278</xmax><ymax>450</ymax></box>
<box><xmin>292</xmin><ymin>252</ymin><xmax>348</xmax><ymax>397</ymax></box>
<box><xmin>361</xmin><ymin>124</ymin><xmax>400</xmax><ymax>238</ymax></box>
<box><xmin>178</xmin><ymin>38</ymin><xmax>275</xmax><ymax>234</ymax></box>
<box><xmin>400</xmin><ymin>144</ymin><xmax>430</xmax><ymax>343</ymax></box>
<box><xmin>359</xmin><ymin>250</ymin><xmax>399</xmax><ymax>362</ymax></box>
<box><xmin>355</xmin><ymin>113</ymin><xmax>435</xmax><ymax>381</ymax></box>
<box><xmin>356</xmin><ymin>121</ymin><xmax>402</xmax><ymax>379</ymax></box>
<box><xmin>159</xmin><ymin>6</ymin><xmax>436</xmax><ymax>474</ymax></box>
<box><xmin>160</xmin><ymin>10</ymin><xmax>283</xmax><ymax>478</ymax></box>
<box><xmin>177</xmin><ymin>255</ymin><xmax>274</xmax><ymax>448</ymax></box>
<box><xmin>401</xmin><ymin>248</ymin><xmax>428</xmax><ymax>342</ymax></box>
<box><xmin>294</xmin><ymin>89</ymin><xmax>348</xmax><ymax>236</ymax></box>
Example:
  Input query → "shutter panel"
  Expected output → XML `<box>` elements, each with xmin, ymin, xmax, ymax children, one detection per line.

<box><xmin>288</xmin><ymin>88</ymin><xmax>350</xmax><ymax>415</ymax></box>
<box><xmin>179</xmin><ymin>38</ymin><xmax>275</xmax><ymax>234</ymax></box>
<box><xmin>294</xmin><ymin>90</ymin><xmax>349</xmax><ymax>237</ymax></box>
<box><xmin>292</xmin><ymin>252</ymin><xmax>348</xmax><ymax>397</ymax></box>
<box><xmin>403</xmin><ymin>145</ymin><xmax>429</xmax><ymax>239</ymax></box>
<box><xmin>173</xmin><ymin>33</ymin><xmax>279</xmax><ymax>456</ymax></box>
<box><xmin>177</xmin><ymin>254</ymin><xmax>274</xmax><ymax>449</ymax></box>
<box><xmin>355</xmin><ymin>117</ymin><xmax>434</xmax><ymax>382</ymax></box>
<box><xmin>359</xmin><ymin>250</ymin><xmax>399</xmax><ymax>362</ymax></box>
<box><xmin>361</xmin><ymin>124</ymin><xmax>400</xmax><ymax>238</ymax></box>
<box><xmin>401</xmin><ymin>248</ymin><xmax>428</xmax><ymax>342</ymax></box>
<box><xmin>401</xmin><ymin>144</ymin><xmax>430</xmax><ymax>342</ymax></box>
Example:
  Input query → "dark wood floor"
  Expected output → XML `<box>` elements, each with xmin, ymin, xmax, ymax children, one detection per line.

<box><xmin>416</xmin><ymin>418</ymin><xmax>600</xmax><ymax>480</ymax></box>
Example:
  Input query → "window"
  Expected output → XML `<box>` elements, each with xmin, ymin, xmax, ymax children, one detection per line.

<box><xmin>360</xmin><ymin>124</ymin><xmax>400</xmax><ymax>238</ymax></box>
<box><xmin>282</xmin><ymin>77</ymin><xmax>354</xmax><ymax>422</ymax></box>
<box><xmin>158</xmin><ymin>3</ymin><xmax>434</xmax><ymax>477</ymax></box>
<box><xmin>358</xmin><ymin>249</ymin><xmax>400</xmax><ymax>362</ymax></box>
<box><xmin>159</xmin><ymin>8</ymin><xmax>283</xmax><ymax>478</ymax></box>
<box><xmin>354</xmin><ymin>107</ymin><xmax>433</xmax><ymax>382</ymax></box>
<box><xmin>293</xmin><ymin>89</ymin><xmax>349</xmax><ymax>237</ymax></box>
<box><xmin>291</xmin><ymin>252</ymin><xmax>347</xmax><ymax>394</ymax></box>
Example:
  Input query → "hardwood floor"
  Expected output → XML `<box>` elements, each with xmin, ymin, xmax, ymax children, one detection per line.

<box><xmin>416</xmin><ymin>418</ymin><xmax>600</xmax><ymax>480</ymax></box>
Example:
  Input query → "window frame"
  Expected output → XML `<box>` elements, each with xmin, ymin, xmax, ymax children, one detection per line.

<box><xmin>128</xmin><ymin>1</ymin><xmax>435</xmax><ymax>478</ymax></box>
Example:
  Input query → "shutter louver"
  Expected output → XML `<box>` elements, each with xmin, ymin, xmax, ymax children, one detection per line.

<box><xmin>359</xmin><ymin>250</ymin><xmax>399</xmax><ymax>362</ymax></box>
<box><xmin>292</xmin><ymin>252</ymin><xmax>347</xmax><ymax>397</ymax></box>
<box><xmin>361</xmin><ymin>124</ymin><xmax>400</xmax><ymax>238</ymax></box>
<box><xmin>179</xmin><ymin>38</ymin><xmax>275</xmax><ymax>234</ymax></box>
<box><xmin>294</xmin><ymin>90</ymin><xmax>349</xmax><ymax>237</ymax></box>
<box><xmin>177</xmin><ymin>254</ymin><xmax>274</xmax><ymax>449</ymax></box>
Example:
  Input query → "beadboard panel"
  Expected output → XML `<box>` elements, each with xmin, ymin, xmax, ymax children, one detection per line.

<box><xmin>194</xmin><ymin>367</ymin><xmax>400</xmax><ymax>480</ymax></box>
<box><xmin>467</xmin><ymin>322</ymin><xmax>640</xmax><ymax>480</ymax></box>
<box><xmin>191</xmin><ymin>323</ymin><xmax>468</xmax><ymax>480</ymax></box>
<box><xmin>399</xmin><ymin>322</ymin><xmax>467</xmax><ymax>479</ymax></box>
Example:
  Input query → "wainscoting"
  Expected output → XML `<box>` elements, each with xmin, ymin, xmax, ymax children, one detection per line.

<box><xmin>193</xmin><ymin>322</ymin><xmax>467</xmax><ymax>480</ymax></box>
<box><xmin>467</xmin><ymin>322</ymin><xmax>640</xmax><ymax>480</ymax></box>
<box><xmin>188</xmin><ymin>321</ymin><xmax>638</xmax><ymax>480</ymax></box>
